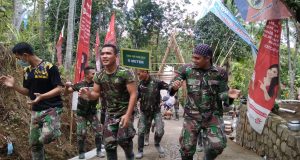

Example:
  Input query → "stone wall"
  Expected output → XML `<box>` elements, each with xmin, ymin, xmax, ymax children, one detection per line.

<box><xmin>236</xmin><ymin>105</ymin><xmax>300</xmax><ymax>160</ymax></box>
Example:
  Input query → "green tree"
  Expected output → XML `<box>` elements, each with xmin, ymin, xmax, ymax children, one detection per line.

<box><xmin>126</xmin><ymin>0</ymin><xmax>164</xmax><ymax>48</ymax></box>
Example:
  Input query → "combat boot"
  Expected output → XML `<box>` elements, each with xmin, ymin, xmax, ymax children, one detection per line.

<box><xmin>144</xmin><ymin>133</ymin><xmax>149</xmax><ymax>146</ymax></box>
<box><xmin>155</xmin><ymin>144</ymin><xmax>165</xmax><ymax>158</ymax></box>
<box><xmin>78</xmin><ymin>153</ymin><xmax>85</xmax><ymax>159</ymax></box>
<box><xmin>135</xmin><ymin>151</ymin><xmax>143</xmax><ymax>159</ymax></box>
<box><xmin>97</xmin><ymin>150</ymin><xmax>105</xmax><ymax>158</ymax></box>
<box><xmin>31</xmin><ymin>145</ymin><xmax>45</xmax><ymax>160</ymax></box>
<box><xmin>197</xmin><ymin>144</ymin><xmax>204</xmax><ymax>152</ymax></box>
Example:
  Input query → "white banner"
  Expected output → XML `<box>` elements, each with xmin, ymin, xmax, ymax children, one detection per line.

<box><xmin>247</xmin><ymin>96</ymin><xmax>271</xmax><ymax>133</ymax></box>
<box><xmin>71</xmin><ymin>92</ymin><xmax>78</xmax><ymax>111</ymax></box>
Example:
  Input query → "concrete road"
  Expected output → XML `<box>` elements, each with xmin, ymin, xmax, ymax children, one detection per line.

<box><xmin>85</xmin><ymin>115</ymin><xmax>262</xmax><ymax>160</ymax></box>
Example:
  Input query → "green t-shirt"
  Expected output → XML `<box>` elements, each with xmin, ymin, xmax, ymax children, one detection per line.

<box><xmin>94</xmin><ymin>66</ymin><xmax>135</xmax><ymax>118</ymax></box>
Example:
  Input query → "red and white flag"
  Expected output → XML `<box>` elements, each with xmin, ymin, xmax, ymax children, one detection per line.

<box><xmin>55</xmin><ymin>25</ymin><xmax>64</xmax><ymax>66</ymax></box>
<box><xmin>247</xmin><ymin>20</ymin><xmax>281</xmax><ymax>134</ymax></box>
<box><xmin>95</xmin><ymin>30</ymin><xmax>101</xmax><ymax>71</ymax></box>
<box><xmin>104</xmin><ymin>12</ymin><xmax>117</xmax><ymax>45</ymax></box>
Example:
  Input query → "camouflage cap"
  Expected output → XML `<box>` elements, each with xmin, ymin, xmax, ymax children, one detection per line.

<box><xmin>193</xmin><ymin>44</ymin><xmax>213</xmax><ymax>57</ymax></box>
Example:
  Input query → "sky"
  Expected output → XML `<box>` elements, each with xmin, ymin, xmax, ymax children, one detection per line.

<box><xmin>126</xmin><ymin>0</ymin><xmax>201</xmax><ymax>19</ymax></box>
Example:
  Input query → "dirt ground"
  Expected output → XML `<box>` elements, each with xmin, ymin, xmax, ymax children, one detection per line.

<box><xmin>88</xmin><ymin>109</ymin><xmax>261</xmax><ymax>160</ymax></box>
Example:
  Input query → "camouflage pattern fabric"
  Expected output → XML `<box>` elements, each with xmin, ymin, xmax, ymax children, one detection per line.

<box><xmin>179</xmin><ymin>115</ymin><xmax>226</xmax><ymax>158</ymax></box>
<box><xmin>72</xmin><ymin>81</ymin><xmax>98</xmax><ymax>116</ymax></box>
<box><xmin>137</xmin><ymin>112</ymin><xmax>164</xmax><ymax>152</ymax></box>
<box><xmin>93</xmin><ymin>66</ymin><xmax>135</xmax><ymax>118</ymax></box>
<box><xmin>103</xmin><ymin>116</ymin><xmax>136</xmax><ymax>159</ymax></box>
<box><xmin>170</xmin><ymin>64</ymin><xmax>228</xmax><ymax>159</ymax></box>
<box><xmin>94</xmin><ymin>66</ymin><xmax>136</xmax><ymax>159</ymax></box>
<box><xmin>174</xmin><ymin>97</ymin><xmax>180</xmax><ymax>119</ymax></box>
<box><xmin>170</xmin><ymin>64</ymin><xmax>228</xmax><ymax>117</ymax></box>
<box><xmin>29</xmin><ymin>107</ymin><xmax>62</xmax><ymax>146</ymax></box>
<box><xmin>76</xmin><ymin>110</ymin><xmax>102</xmax><ymax>154</ymax></box>
<box><xmin>138</xmin><ymin>76</ymin><xmax>169</xmax><ymax>113</ymax></box>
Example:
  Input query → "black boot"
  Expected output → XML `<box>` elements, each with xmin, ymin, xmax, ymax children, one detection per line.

<box><xmin>31</xmin><ymin>145</ymin><xmax>45</xmax><ymax>160</ymax></box>
<box><xmin>106</xmin><ymin>149</ymin><xmax>118</xmax><ymax>160</ymax></box>
<box><xmin>181</xmin><ymin>155</ymin><xmax>193</xmax><ymax>160</ymax></box>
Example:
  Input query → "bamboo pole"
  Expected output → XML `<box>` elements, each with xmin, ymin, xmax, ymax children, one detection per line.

<box><xmin>220</xmin><ymin>41</ymin><xmax>236</xmax><ymax>66</ymax></box>
<box><xmin>158</xmin><ymin>37</ymin><xmax>173</xmax><ymax>75</ymax></box>
<box><xmin>286</xmin><ymin>20</ymin><xmax>294</xmax><ymax>98</ymax></box>
<box><xmin>70</xmin><ymin>110</ymin><xmax>73</xmax><ymax>144</ymax></box>
<box><xmin>215</xmin><ymin>36</ymin><xmax>231</xmax><ymax>65</ymax></box>
<box><xmin>212</xmin><ymin>39</ymin><xmax>220</xmax><ymax>58</ymax></box>
<box><xmin>172</xmin><ymin>34</ymin><xmax>185</xmax><ymax>63</ymax></box>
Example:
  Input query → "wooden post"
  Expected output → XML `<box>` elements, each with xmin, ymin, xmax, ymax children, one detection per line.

<box><xmin>171</xmin><ymin>34</ymin><xmax>185</xmax><ymax>64</ymax></box>
<box><xmin>69</xmin><ymin>110</ymin><xmax>73</xmax><ymax>144</ymax></box>
<box><xmin>158</xmin><ymin>37</ymin><xmax>173</xmax><ymax>75</ymax></box>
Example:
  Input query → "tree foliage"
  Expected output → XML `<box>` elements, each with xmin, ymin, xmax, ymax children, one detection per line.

<box><xmin>126</xmin><ymin>0</ymin><xmax>164</xmax><ymax>48</ymax></box>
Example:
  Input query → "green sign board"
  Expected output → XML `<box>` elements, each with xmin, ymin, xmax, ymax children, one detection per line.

<box><xmin>121</xmin><ymin>48</ymin><xmax>151</xmax><ymax>70</ymax></box>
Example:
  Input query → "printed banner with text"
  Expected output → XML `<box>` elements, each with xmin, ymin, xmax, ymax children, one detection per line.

<box><xmin>235</xmin><ymin>0</ymin><xmax>291</xmax><ymax>22</ymax></box>
<box><xmin>210</xmin><ymin>0</ymin><xmax>257</xmax><ymax>58</ymax></box>
<box><xmin>74</xmin><ymin>0</ymin><xmax>92</xmax><ymax>83</ymax></box>
<box><xmin>247</xmin><ymin>20</ymin><xmax>281</xmax><ymax>134</ymax></box>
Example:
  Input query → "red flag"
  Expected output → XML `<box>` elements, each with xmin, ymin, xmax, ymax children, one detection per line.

<box><xmin>104</xmin><ymin>13</ymin><xmax>117</xmax><ymax>45</ymax></box>
<box><xmin>55</xmin><ymin>25</ymin><xmax>64</xmax><ymax>66</ymax></box>
<box><xmin>95</xmin><ymin>30</ymin><xmax>101</xmax><ymax>71</ymax></box>
<box><xmin>104</xmin><ymin>12</ymin><xmax>119</xmax><ymax>64</ymax></box>
<box><xmin>247</xmin><ymin>20</ymin><xmax>281</xmax><ymax>134</ymax></box>
<box><xmin>74</xmin><ymin>0</ymin><xmax>92</xmax><ymax>83</ymax></box>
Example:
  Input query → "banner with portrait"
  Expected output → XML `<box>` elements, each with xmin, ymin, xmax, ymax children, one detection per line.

<box><xmin>247</xmin><ymin>19</ymin><xmax>281</xmax><ymax>134</ymax></box>
<box><xmin>74</xmin><ymin>0</ymin><xmax>92</xmax><ymax>83</ymax></box>
<box><xmin>73</xmin><ymin>0</ymin><xmax>92</xmax><ymax>110</ymax></box>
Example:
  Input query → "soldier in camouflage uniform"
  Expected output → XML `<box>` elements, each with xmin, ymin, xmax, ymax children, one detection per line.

<box><xmin>64</xmin><ymin>66</ymin><xmax>105</xmax><ymax>159</ymax></box>
<box><xmin>169</xmin><ymin>44</ymin><xmax>229</xmax><ymax>160</ymax></box>
<box><xmin>135</xmin><ymin>69</ymin><xmax>169</xmax><ymax>159</ymax></box>
<box><xmin>0</xmin><ymin>42</ymin><xmax>63</xmax><ymax>160</ymax></box>
<box><xmin>79</xmin><ymin>44</ymin><xmax>137</xmax><ymax>160</ymax></box>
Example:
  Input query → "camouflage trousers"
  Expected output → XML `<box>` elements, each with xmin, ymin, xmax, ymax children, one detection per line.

<box><xmin>174</xmin><ymin>105</ymin><xmax>179</xmax><ymax>119</ymax></box>
<box><xmin>103</xmin><ymin>115</ymin><xmax>136</xmax><ymax>160</ymax></box>
<box><xmin>30</xmin><ymin>107</ymin><xmax>62</xmax><ymax>160</ymax></box>
<box><xmin>137</xmin><ymin>112</ymin><xmax>164</xmax><ymax>152</ymax></box>
<box><xmin>179</xmin><ymin>114</ymin><xmax>226</xmax><ymax>160</ymax></box>
<box><xmin>76</xmin><ymin>110</ymin><xmax>102</xmax><ymax>154</ymax></box>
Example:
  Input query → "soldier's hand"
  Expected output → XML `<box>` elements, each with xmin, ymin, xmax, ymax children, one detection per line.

<box><xmin>172</xmin><ymin>80</ymin><xmax>183</xmax><ymax>91</ymax></box>
<box><xmin>79</xmin><ymin>87</ymin><xmax>90</xmax><ymax>99</ymax></box>
<box><xmin>120</xmin><ymin>114</ymin><xmax>130</xmax><ymax>128</ymax></box>
<box><xmin>27</xmin><ymin>93</ymin><xmax>42</xmax><ymax>106</ymax></box>
<box><xmin>65</xmin><ymin>81</ymin><xmax>72</xmax><ymax>88</ymax></box>
<box><xmin>0</xmin><ymin>75</ymin><xmax>15</xmax><ymax>88</ymax></box>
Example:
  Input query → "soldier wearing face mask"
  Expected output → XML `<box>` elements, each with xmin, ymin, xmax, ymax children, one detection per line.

<box><xmin>0</xmin><ymin>42</ymin><xmax>63</xmax><ymax>160</ymax></box>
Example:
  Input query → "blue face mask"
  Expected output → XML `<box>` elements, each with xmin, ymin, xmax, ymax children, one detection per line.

<box><xmin>17</xmin><ymin>60</ymin><xmax>29</xmax><ymax>66</ymax></box>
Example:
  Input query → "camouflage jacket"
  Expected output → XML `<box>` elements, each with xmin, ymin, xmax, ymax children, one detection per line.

<box><xmin>72</xmin><ymin>81</ymin><xmax>98</xmax><ymax>116</ymax></box>
<box><xmin>170</xmin><ymin>64</ymin><xmax>228</xmax><ymax>119</ymax></box>
<box><xmin>93</xmin><ymin>66</ymin><xmax>135</xmax><ymax>118</ymax></box>
<box><xmin>138</xmin><ymin>76</ymin><xmax>168</xmax><ymax>113</ymax></box>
